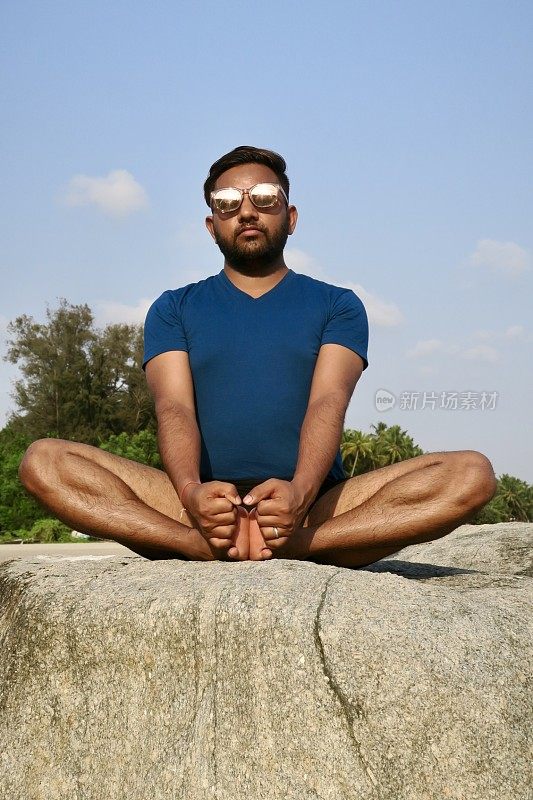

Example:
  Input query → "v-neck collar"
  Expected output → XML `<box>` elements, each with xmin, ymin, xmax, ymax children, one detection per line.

<box><xmin>218</xmin><ymin>268</ymin><xmax>294</xmax><ymax>302</ymax></box>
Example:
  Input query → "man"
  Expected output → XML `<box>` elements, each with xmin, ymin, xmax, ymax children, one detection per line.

<box><xmin>19</xmin><ymin>146</ymin><xmax>497</xmax><ymax>566</ymax></box>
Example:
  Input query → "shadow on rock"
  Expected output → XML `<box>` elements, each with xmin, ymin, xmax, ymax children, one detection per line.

<box><xmin>364</xmin><ymin>560</ymin><xmax>482</xmax><ymax>579</ymax></box>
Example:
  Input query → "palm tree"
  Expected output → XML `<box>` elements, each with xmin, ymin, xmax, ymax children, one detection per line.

<box><xmin>496</xmin><ymin>474</ymin><xmax>533</xmax><ymax>522</ymax></box>
<box><xmin>370</xmin><ymin>423</ymin><xmax>424</xmax><ymax>468</ymax></box>
<box><xmin>371</xmin><ymin>421</ymin><xmax>389</xmax><ymax>437</ymax></box>
<box><xmin>341</xmin><ymin>429</ymin><xmax>375</xmax><ymax>476</ymax></box>
<box><xmin>472</xmin><ymin>475</ymin><xmax>533</xmax><ymax>523</ymax></box>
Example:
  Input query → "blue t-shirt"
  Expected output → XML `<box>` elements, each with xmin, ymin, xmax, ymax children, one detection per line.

<box><xmin>143</xmin><ymin>268</ymin><xmax>369</xmax><ymax>483</ymax></box>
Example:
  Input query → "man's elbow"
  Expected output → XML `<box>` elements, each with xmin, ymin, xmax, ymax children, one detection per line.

<box><xmin>310</xmin><ymin>391</ymin><xmax>352</xmax><ymax>421</ymax></box>
<box><xmin>155</xmin><ymin>399</ymin><xmax>195</xmax><ymax>423</ymax></box>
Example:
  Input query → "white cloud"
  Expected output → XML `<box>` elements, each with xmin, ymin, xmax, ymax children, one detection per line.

<box><xmin>407</xmin><ymin>339</ymin><xmax>446</xmax><ymax>358</ymax></box>
<box><xmin>65</xmin><ymin>169</ymin><xmax>148</xmax><ymax>218</ymax></box>
<box><xmin>407</xmin><ymin>338</ymin><xmax>499</xmax><ymax>362</ymax></box>
<box><xmin>473</xmin><ymin>325</ymin><xmax>528</xmax><ymax>343</ymax></box>
<box><xmin>505</xmin><ymin>324</ymin><xmax>524</xmax><ymax>339</ymax></box>
<box><xmin>412</xmin><ymin>324</ymin><xmax>530</xmax><ymax>362</ymax></box>
<box><xmin>461</xmin><ymin>345</ymin><xmax>500</xmax><ymax>362</ymax></box>
<box><xmin>284</xmin><ymin>247</ymin><xmax>317</xmax><ymax>273</ymax></box>
<box><xmin>406</xmin><ymin>339</ymin><xmax>462</xmax><ymax>358</ymax></box>
<box><xmin>472</xmin><ymin>329</ymin><xmax>494</xmax><ymax>341</ymax></box>
<box><xmin>285</xmin><ymin>248</ymin><xmax>404</xmax><ymax>327</ymax></box>
<box><xmin>350</xmin><ymin>284</ymin><xmax>404</xmax><ymax>327</ymax></box>
<box><xmin>468</xmin><ymin>239</ymin><xmax>530</xmax><ymax>277</ymax></box>
<box><xmin>95</xmin><ymin>298</ymin><xmax>153</xmax><ymax>326</ymax></box>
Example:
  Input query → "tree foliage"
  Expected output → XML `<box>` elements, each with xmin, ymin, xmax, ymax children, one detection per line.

<box><xmin>341</xmin><ymin>422</ymin><xmax>424</xmax><ymax>476</ymax></box>
<box><xmin>28</xmin><ymin>518</ymin><xmax>74</xmax><ymax>543</ymax></box>
<box><xmin>340</xmin><ymin>424</ymin><xmax>532</xmax><ymax>524</ymax></box>
<box><xmin>0</xmin><ymin>425</ymin><xmax>44</xmax><ymax>534</ymax></box>
<box><xmin>99</xmin><ymin>430</ymin><xmax>162</xmax><ymax>469</ymax></box>
<box><xmin>472</xmin><ymin>474</ymin><xmax>533</xmax><ymax>524</ymax></box>
<box><xmin>4</xmin><ymin>299</ymin><xmax>155</xmax><ymax>444</ymax></box>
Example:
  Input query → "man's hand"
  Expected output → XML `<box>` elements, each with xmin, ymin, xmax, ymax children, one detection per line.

<box><xmin>242</xmin><ymin>478</ymin><xmax>310</xmax><ymax>555</ymax></box>
<box><xmin>182</xmin><ymin>481</ymin><xmax>244</xmax><ymax>558</ymax></box>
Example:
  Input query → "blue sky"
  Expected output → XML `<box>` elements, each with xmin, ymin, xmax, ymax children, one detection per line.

<box><xmin>1</xmin><ymin>1</ymin><xmax>532</xmax><ymax>481</ymax></box>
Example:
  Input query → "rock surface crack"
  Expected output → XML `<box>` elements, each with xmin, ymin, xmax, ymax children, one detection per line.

<box><xmin>314</xmin><ymin>569</ymin><xmax>377</xmax><ymax>796</ymax></box>
<box><xmin>212</xmin><ymin>592</ymin><xmax>220</xmax><ymax>796</ymax></box>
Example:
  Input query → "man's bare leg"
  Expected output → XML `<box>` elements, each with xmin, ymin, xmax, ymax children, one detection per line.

<box><xmin>277</xmin><ymin>450</ymin><xmax>497</xmax><ymax>567</ymax></box>
<box><xmin>19</xmin><ymin>438</ymin><xmax>220</xmax><ymax>561</ymax></box>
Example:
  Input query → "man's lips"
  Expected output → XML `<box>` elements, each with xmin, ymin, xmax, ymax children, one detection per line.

<box><xmin>237</xmin><ymin>226</ymin><xmax>264</xmax><ymax>237</ymax></box>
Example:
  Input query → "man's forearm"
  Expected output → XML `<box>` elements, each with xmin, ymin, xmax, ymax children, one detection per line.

<box><xmin>156</xmin><ymin>402</ymin><xmax>201</xmax><ymax>498</ymax></box>
<box><xmin>292</xmin><ymin>393</ymin><xmax>347</xmax><ymax>506</ymax></box>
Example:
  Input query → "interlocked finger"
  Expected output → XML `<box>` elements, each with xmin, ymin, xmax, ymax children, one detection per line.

<box><xmin>198</xmin><ymin>510</ymin><xmax>238</xmax><ymax>537</ymax></box>
<box><xmin>209</xmin><ymin>537</ymin><xmax>235</xmax><ymax>551</ymax></box>
<box><xmin>255</xmin><ymin>512</ymin><xmax>291</xmax><ymax>529</ymax></box>
<box><xmin>261</xmin><ymin>525</ymin><xmax>290</xmax><ymax>543</ymax></box>
<box><xmin>204</xmin><ymin>524</ymin><xmax>236</xmax><ymax>539</ymax></box>
<box><xmin>199</xmin><ymin>497</ymin><xmax>237</xmax><ymax>516</ymax></box>
<box><xmin>207</xmin><ymin>511</ymin><xmax>238</xmax><ymax>529</ymax></box>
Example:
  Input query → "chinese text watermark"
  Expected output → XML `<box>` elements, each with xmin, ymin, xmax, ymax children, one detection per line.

<box><xmin>375</xmin><ymin>389</ymin><xmax>499</xmax><ymax>412</ymax></box>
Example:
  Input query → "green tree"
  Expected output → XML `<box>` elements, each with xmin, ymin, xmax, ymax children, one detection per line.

<box><xmin>99</xmin><ymin>430</ymin><xmax>162</xmax><ymax>469</ymax></box>
<box><xmin>28</xmin><ymin>518</ymin><xmax>74</xmax><ymax>543</ymax></box>
<box><xmin>341</xmin><ymin>424</ymin><xmax>532</xmax><ymax>525</ymax></box>
<box><xmin>371</xmin><ymin>423</ymin><xmax>424</xmax><ymax>467</ymax></box>
<box><xmin>5</xmin><ymin>300</ymin><xmax>95</xmax><ymax>439</ymax></box>
<box><xmin>470</xmin><ymin>493</ymin><xmax>508</xmax><ymax>524</ymax></box>
<box><xmin>5</xmin><ymin>299</ymin><xmax>155</xmax><ymax>444</ymax></box>
<box><xmin>473</xmin><ymin>474</ymin><xmax>533</xmax><ymax>523</ymax></box>
<box><xmin>496</xmin><ymin>474</ymin><xmax>533</xmax><ymax>521</ymax></box>
<box><xmin>341</xmin><ymin>429</ymin><xmax>376</xmax><ymax>476</ymax></box>
<box><xmin>340</xmin><ymin>422</ymin><xmax>425</xmax><ymax>476</ymax></box>
<box><xmin>0</xmin><ymin>425</ymin><xmax>46</xmax><ymax>534</ymax></box>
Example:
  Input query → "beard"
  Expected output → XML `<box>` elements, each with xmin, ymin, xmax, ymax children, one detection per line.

<box><xmin>213</xmin><ymin>216</ymin><xmax>290</xmax><ymax>275</ymax></box>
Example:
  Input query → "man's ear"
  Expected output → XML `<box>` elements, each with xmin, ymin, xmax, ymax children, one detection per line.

<box><xmin>288</xmin><ymin>205</ymin><xmax>298</xmax><ymax>235</ymax></box>
<box><xmin>205</xmin><ymin>215</ymin><xmax>216</xmax><ymax>240</ymax></box>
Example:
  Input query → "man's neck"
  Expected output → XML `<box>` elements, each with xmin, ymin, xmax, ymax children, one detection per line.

<box><xmin>223</xmin><ymin>261</ymin><xmax>289</xmax><ymax>299</ymax></box>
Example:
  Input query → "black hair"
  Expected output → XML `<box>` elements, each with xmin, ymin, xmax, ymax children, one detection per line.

<box><xmin>203</xmin><ymin>145</ymin><xmax>290</xmax><ymax>206</ymax></box>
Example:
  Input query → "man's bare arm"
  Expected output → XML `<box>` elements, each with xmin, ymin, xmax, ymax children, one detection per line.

<box><xmin>145</xmin><ymin>351</ymin><xmax>201</xmax><ymax>497</ymax></box>
<box><xmin>145</xmin><ymin>351</ymin><xmax>243</xmax><ymax>555</ymax></box>
<box><xmin>291</xmin><ymin>344</ymin><xmax>365</xmax><ymax>507</ymax></box>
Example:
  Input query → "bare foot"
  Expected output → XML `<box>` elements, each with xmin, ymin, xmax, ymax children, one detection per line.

<box><xmin>228</xmin><ymin>506</ymin><xmax>250</xmax><ymax>560</ymax></box>
<box><xmin>248</xmin><ymin>509</ymin><xmax>272</xmax><ymax>560</ymax></box>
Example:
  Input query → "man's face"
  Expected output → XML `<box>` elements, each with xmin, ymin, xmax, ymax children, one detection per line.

<box><xmin>205</xmin><ymin>163</ymin><xmax>298</xmax><ymax>274</ymax></box>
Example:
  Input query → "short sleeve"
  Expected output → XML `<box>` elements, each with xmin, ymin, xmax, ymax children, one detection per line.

<box><xmin>142</xmin><ymin>290</ymin><xmax>189</xmax><ymax>370</ymax></box>
<box><xmin>321</xmin><ymin>289</ymin><xmax>369</xmax><ymax>370</ymax></box>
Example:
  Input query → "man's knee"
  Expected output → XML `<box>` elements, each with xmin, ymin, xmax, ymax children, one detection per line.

<box><xmin>450</xmin><ymin>450</ymin><xmax>497</xmax><ymax>512</ymax></box>
<box><xmin>18</xmin><ymin>438</ymin><xmax>66</xmax><ymax>495</ymax></box>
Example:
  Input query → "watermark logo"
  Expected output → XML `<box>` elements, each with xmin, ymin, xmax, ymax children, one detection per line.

<box><xmin>374</xmin><ymin>389</ymin><xmax>396</xmax><ymax>411</ymax></box>
<box><xmin>374</xmin><ymin>390</ymin><xmax>499</xmax><ymax>411</ymax></box>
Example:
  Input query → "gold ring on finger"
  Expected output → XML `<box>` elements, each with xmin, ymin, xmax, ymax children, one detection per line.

<box><xmin>273</xmin><ymin>526</ymin><xmax>279</xmax><ymax>539</ymax></box>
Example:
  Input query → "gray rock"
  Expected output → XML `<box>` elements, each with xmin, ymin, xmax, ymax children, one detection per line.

<box><xmin>0</xmin><ymin>523</ymin><xmax>531</xmax><ymax>800</ymax></box>
<box><xmin>387</xmin><ymin>522</ymin><xmax>533</xmax><ymax>578</ymax></box>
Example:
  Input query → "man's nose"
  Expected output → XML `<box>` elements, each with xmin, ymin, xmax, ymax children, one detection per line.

<box><xmin>238</xmin><ymin>193</ymin><xmax>259</xmax><ymax>219</ymax></box>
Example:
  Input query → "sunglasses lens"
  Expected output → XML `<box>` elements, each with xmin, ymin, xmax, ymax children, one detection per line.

<box><xmin>212</xmin><ymin>188</ymin><xmax>241</xmax><ymax>213</ymax></box>
<box><xmin>211</xmin><ymin>183</ymin><xmax>282</xmax><ymax>212</ymax></box>
<box><xmin>250</xmin><ymin>183</ymin><xmax>279</xmax><ymax>208</ymax></box>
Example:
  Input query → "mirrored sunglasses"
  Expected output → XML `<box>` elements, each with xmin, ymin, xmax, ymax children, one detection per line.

<box><xmin>210</xmin><ymin>182</ymin><xmax>288</xmax><ymax>214</ymax></box>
